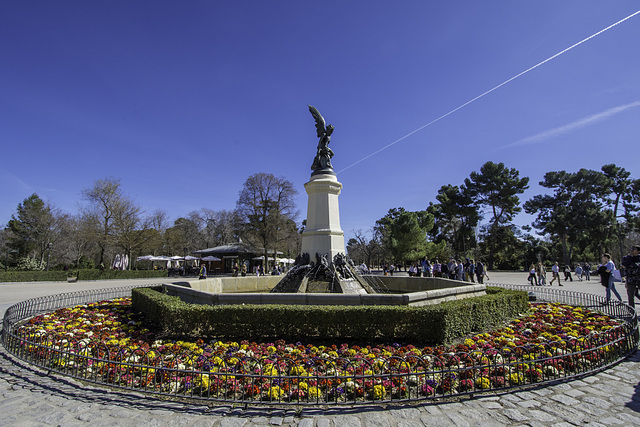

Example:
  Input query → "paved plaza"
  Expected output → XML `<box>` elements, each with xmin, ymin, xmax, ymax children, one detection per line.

<box><xmin>1</xmin><ymin>273</ymin><xmax>639</xmax><ymax>426</ymax></box>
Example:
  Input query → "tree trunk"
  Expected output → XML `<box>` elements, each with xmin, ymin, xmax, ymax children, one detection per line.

<box><xmin>561</xmin><ymin>232</ymin><xmax>569</xmax><ymax>266</ymax></box>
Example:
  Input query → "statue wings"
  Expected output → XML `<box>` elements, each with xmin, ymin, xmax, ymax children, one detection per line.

<box><xmin>308</xmin><ymin>105</ymin><xmax>327</xmax><ymax>138</ymax></box>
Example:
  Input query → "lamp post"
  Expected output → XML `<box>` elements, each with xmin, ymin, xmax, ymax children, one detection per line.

<box><xmin>46</xmin><ymin>242</ymin><xmax>53</xmax><ymax>271</ymax></box>
<box><xmin>183</xmin><ymin>247</ymin><xmax>188</xmax><ymax>276</ymax></box>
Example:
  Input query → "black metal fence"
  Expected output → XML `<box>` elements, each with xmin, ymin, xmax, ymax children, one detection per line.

<box><xmin>1</xmin><ymin>283</ymin><xmax>638</xmax><ymax>406</ymax></box>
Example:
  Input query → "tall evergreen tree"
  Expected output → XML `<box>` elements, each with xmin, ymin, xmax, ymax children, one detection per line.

<box><xmin>427</xmin><ymin>184</ymin><xmax>480</xmax><ymax>256</ymax></box>
<box><xmin>464</xmin><ymin>162</ymin><xmax>529</xmax><ymax>269</ymax></box>
<box><xmin>7</xmin><ymin>193</ymin><xmax>61</xmax><ymax>266</ymax></box>
<box><xmin>524</xmin><ymin>169</ymin><xmax>612</xmax><ymax>265</ymax></box>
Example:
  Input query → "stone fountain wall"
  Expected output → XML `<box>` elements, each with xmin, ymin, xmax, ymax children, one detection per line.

<box><xmin>163</xmin><ymin>276</ymin><xmax>485</xmax><ymax>307</ymax></box>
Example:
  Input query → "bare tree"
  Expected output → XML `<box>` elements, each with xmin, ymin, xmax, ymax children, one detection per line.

<box><xmin>80</xmin><ymin>177</ymin><xmax>143</xmax><ymax>267</ymax></box>
<box><xmin>236</xmin><ymin>173</ymin><xmax>299</xmax><ymax>266</ymax></box>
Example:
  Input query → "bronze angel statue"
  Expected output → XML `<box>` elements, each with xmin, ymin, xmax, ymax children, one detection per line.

<box><xmin>309</xmin><ymin>105</ymin><xmax>335</xmax><ymax>175</ymax></box>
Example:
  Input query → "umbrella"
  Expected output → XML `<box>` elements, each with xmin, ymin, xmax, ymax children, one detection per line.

<box><xmin>201</xmin><ymin>256</ymin><xmax>221</xmax><ymax>261</ymax></box>
<box><xmin>136</xmin><ymin>255</ymin><xmax>154</xmax><ymax>261</ymax></box>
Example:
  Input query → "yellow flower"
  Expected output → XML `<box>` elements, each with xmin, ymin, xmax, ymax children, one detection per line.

<box><xmin>373</xmin><ymin>384</ymin><xmax>386</xmax><ymax>400</ymax></box>
<box><xmin>308</xmin><ymin>386</ymin><xmax>321</xmax><ymax>399</ymax></box>
<box><xmin>290</xmin><ymin>365</ymin><xmax>307</xmax><ymax>376</ymax></box>
<box><xmin>267</xmin><ymin>386</ymin><xmax>283</xmax><ymax>400</ymax></box>
<box><xmin>262</xmin><ymin>364</ymin><xmax>279</xmax><ymax>376</ymax></box>
<box><xmin>476</xmin><ymin>377</ymin><xmax>491</xmax><ymax>389</ymax></box>
<box><xmin>509</xmin><ymin>372</ymin><xmax>524</xmax><ymax>384</ymax></box>
<box><xmin>198</xmin><ymin>374</ymin><xmax>210</xmax><ymax>389</ymax></box>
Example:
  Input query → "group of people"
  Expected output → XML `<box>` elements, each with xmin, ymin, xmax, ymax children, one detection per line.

<box><xmin>406</xmin><ymin>257</ymin><xmax>489</xmax><ymax>284</ymax></box>
<box><xmin>528</xmin><ymin>261</ymin><xmax>592</xmax><ymax>286</ymax></box>
<box><xmin>597</xmin><ymin>246</ymin><xmax>640</xmax><ymax>307</ymax></box>
<box><xmin>525</xmin><ymin>246</ymin><xmax>640</xmax><ymax>308</ymax></box>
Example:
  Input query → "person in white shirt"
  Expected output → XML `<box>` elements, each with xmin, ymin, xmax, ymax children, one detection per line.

<box><xmin>549</xmin><ymin>262</ymin><xmax>562</xmax><ymax>286</ymax></box>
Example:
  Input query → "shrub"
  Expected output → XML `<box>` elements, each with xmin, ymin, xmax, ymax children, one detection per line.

<box><xmin>16</xmin><ymin>257</ymin><xmax>45</xmax><ymax>271</ymax></box>
<box><xmin>0</xmin><ymin>270</ymin><xmax>67</xmax><ymax>283</ymax></box>
<box><xmin>132</xmin><ymin>286</ymin><xmax>528</xmax><ymax>345</ymax></box>
<box><xmin>0</xmin><ymin>269</ymin><xmax>168</xmax><ymax>283</ymax></box>
<box><xmin>72</xmin><ymin>269</ymin><xmax>168</xmax><ymax>281</ymax></box>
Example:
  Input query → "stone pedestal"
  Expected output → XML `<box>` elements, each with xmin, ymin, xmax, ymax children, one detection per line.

<box><xmin>301</xmin><ymin>173</ymin><xmax>345</xmax><ymax>263</ymax></box>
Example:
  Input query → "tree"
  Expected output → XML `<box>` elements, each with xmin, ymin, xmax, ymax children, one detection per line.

<box><xmin>427</xmin><ymin>184</ymin><xmax>480</xmax><ymax>256</ymax></box>
<box><xmin>375</xmin><ymin>208</ymin><xmax>442</xmax><ymax>265</ymax></box>
<box><xmin>600</xmin><ymin>164</ymin><xmax>640</xmax><ymax>261</ymax></box>
<box><xmin>465</xmin><ymin>162</ymin><xmax>529</xmax><ymax>269</ymax></box>
<box><xmin>346</xmin><ymin>229</ymin><xmax>382</xmax><ymax>266</ymax></box>
<box><xmin>524</xmin><ymin>169</ymin><xmax>612</xmax><ymax>265</ymax></box>
<box><xmin>235</xmin><ymin>173</ymin><xmax>299</xmax><ymax>266</ymax></box>
<box><xmin>7</xmin><ymin>193</ymin><xmax>62</xmax><ymax>267</ymax></box>
<box><xmin>193</xmin><ymin>208</ymin><xmax>239</xmax><ymax>249</ymax></box>
<box><xmin>80</xmin><ymin>177</ymin><xmax>143</xmax><ymax>267</ymax></box>
<box><xmin>164</xmin><ymin>216</ymin><xmax>204</xmax><ymax>256</ymax></box>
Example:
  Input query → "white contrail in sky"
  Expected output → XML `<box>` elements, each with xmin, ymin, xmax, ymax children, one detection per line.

<box><xmin>502</xmin><ymin>101</ymin><xmax>640</xmax><ymax>149</ymax></box>
<box><xmin>338</xmin><ymin>9</ymin><xmax>640</xmax><ymax>174</ymax></box>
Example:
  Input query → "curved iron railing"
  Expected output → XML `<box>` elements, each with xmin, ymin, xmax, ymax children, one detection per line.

<box><xmin>1</xmin><ymin>283</ymin><xmax>638</xmax><ymax>405</ymax></box>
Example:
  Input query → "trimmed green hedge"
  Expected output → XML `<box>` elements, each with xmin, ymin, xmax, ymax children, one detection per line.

<box><xmin>132</xmin><ymin>286</ymin><xmax>528</xmax><ymax>345</ymax></box>
<box><xmin>72</xmin><ymin>269</ymin><xmax>168</xmax><ymax>281</ymax></box>
<box><xmin>0</xmin><ymin>269</ymin><xmax>168</xmax><ymax>283</ymax></box>
<box><xmin>0</xmin><ymin>270</ymin><xmax>68</xmax><ymax>283</ymax></box>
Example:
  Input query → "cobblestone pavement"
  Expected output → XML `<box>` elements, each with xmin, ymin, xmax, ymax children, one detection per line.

<box><xmin>1</xmin><ymin>273</ymin><xmax>639</xmax><ymax>426</ymax></box>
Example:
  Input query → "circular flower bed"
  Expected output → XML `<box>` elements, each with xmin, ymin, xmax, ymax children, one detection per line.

<box><xmin>12</xmin><ymin>298</ymin><xmax>632</xmax><ymax>404</ymax></box>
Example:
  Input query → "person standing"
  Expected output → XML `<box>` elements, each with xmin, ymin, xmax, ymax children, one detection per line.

<box><xmin>598</xmin><ymin>253</ymin><xmax>622</xmax><ymax>304</ymax></box>
<box><xmin>537</xmin><ymin>262</ymin><xmax>546</xmax><ymax>286</ymax></box>
<box><xmin>550</xmin><ymin>262</ymin><xmax>562</xmax><ymax>286</ymax></box>
<box><xmin>454</xmin><ymin>259</ymin><xmax>462</xmax><ymax>281</ymax></box>
<box><xmin>528</xmin><ymin>264</ymin><xmax>538</xmax><ymax>286</ymax></box>
<box><xmin>468</xmin><ymin>259</ymin><xmax>476</xmax><ymax>283</ymax></box>
<box><xmin>422</xmin><ymin>258</ymin><xmax>432</xmax><ymax>277</ymax></box>
<box><xmin>433</xmin><ymin>260</ymin><xmax>441</xmax><ymax>277</ymax></box>
<box><xmin>621</xmin><ymin>245</ymin><xmax>640</xmax><ymax>308</ymax></box>
<box><xmin>475</xmin><ymin>260</ymin><xmax>486</xmax><ymax>284</ymax></box>
<box><xmin>583</xmin><ymin>262</ymin><xmax>591</xmax><ymax>281</ymax></box>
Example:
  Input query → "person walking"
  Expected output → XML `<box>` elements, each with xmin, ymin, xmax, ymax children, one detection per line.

<box><xmin>549</xmin><ymin>262</ymin><xmax>562</xmax><ymax>286</ymax></box>
<box><xmin>563</xmin><ymin>265</ymin><xmax>573</xmax><ymax>282</ymax></box>
<box><xmin>575</xmin><ymin>264</ymin><xmax>583</xmax><ymax>282</ymax></box>
<box><xmin>199</xmin><ymin>264</ymin><xmax>207</xmax><ymax>280</ymax></box>
<box><xmin>598</xmin><ymin>253</ymin><xmax>622</xmax><ymax>305</ymax></box>
<box><xmin>621</xmin><ymin>245</ymin><xmax>640</xmax><ymax>309</ymax></box>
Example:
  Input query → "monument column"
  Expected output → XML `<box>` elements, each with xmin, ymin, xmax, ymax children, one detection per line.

<box><xmin>301</xmin><ymin>172</ymin><xmax>345</xmax><ymax>262</ymax></box>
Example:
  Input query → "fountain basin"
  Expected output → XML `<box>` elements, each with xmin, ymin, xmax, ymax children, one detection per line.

<box><xmin>163</xmin><ymin>276</ymin><xmax>485</xmax><ymax>306</ymax></box>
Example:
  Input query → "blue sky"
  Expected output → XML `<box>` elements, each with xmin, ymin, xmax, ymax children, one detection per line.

<box><xmin>2</xmin><ymin>1</ymin><xmax>639</xmax><ymax>244</ymax></box>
